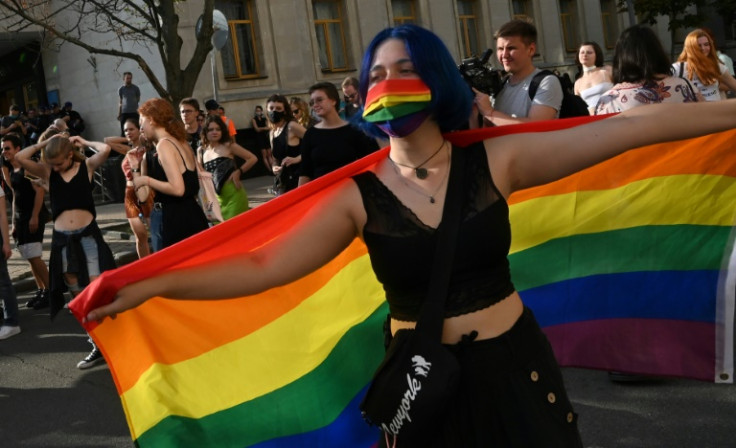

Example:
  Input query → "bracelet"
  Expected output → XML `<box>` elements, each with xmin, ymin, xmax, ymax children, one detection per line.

<box><xmin>131</xmin><ymin>168</ymin><xmax>141</xmax><ymax>173</ymax></box>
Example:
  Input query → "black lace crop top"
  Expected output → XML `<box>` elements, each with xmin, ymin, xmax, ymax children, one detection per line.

<box><xmin>352</xmin><ymin>142</ymin><xmax>515</xmax><ymax>321</ymax></box>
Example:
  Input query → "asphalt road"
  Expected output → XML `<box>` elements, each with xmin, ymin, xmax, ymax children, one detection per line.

<box><xmin>1</xmin><ymin>287</ymin><xmax>735</xmax><ymax>448</ymax></box>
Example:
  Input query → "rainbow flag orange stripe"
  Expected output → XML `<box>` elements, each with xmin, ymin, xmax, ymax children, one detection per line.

<box><xmin>70</xmin><ymin>116</ymin><xmax>736</xmax><ymax>447</ymax></box>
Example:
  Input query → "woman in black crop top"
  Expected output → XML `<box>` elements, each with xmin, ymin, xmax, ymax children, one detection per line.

<box><xmin>85</xmin><ymin>25</ymin><xmax>736</xmax><ymax>447</ymax></box>
<box><xmin>131</xmin><ymin>98</ymin><xmax>208</xmax><ymax>248</ymax></box>
<box><xmin>266</xmin><ymin>94</ymin><xmax>305</xmax><ymax>195</ymax></box>
<box><xmin>17</xmin><ymin>129</ymin><xmax>116</xmax><ymax>370</ymax></box>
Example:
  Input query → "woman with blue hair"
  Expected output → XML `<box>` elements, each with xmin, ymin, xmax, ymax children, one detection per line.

<box><xmin>84</xmin><ymin>25</ymin><xmax>736</xmax><ymax>446</ymax></box>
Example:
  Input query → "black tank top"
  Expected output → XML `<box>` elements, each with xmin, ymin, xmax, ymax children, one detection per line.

<box><xmin>352</xmin><ymin>143</ymin><xmax>515</xmax><ymax>321</ymax></box>
<box><xmin>49</xmin><ymin>161</ymin><xmax>96</xmax><ymax>221</ymax></box>
<box><xmin>271</xmin><ymin>120</ymin><xmax>300</xmax><ymax>163</ymax></box>
<box><xmin>10</xmin><ymin>168</ymin><xmax>40</xmax><ymax>220</ymax></box>
<box><xmin>149</xmin><ymin>138</ymin><xmax>200</xmax><ymax>204</ymax></box>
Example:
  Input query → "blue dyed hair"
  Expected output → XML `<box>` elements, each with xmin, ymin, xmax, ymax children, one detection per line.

<box><xmin>355</xmin><ymin>24</ymin><xmax>473</xmax><ymax>138</ymax></box>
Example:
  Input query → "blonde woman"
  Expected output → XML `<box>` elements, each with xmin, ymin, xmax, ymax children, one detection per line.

<box><xmin>16</xmin><ymin>131</ymin><xmax>115</xmax><ymax>369</ymax></box>
<box><xmin>289</xmin><ymin>97</ymin><xmax>316</xmax><ymax>129</ymax></box>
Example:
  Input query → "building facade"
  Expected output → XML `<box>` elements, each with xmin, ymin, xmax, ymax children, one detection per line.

<box><xmin>0</xmin><ymin>0</ymin><xmax>732</xmax><ymax>140</ymax></box>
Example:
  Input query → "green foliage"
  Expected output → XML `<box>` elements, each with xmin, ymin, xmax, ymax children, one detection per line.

<box><xmin>617</xmin><ymin>0</ymin><xmax>707</xmax><ymax>30</ymax></box>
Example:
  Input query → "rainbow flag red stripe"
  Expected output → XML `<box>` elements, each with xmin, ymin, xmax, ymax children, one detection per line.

<box><xmin>70</xmin><ymin>116</ymin><xmax>736</xmax><ymax>446</ymax></box>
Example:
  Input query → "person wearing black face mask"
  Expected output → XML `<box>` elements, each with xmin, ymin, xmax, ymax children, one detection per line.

<box><xmin>265</xmin><ymin>94</ymin><xmax>306</xmax><ymax>195</ymax></box>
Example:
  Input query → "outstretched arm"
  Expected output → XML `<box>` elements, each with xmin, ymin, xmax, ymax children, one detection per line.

<box><xmin>84</xmin><ymin>180</ymin><xmax>364</xmax><ymax>323</ymax></box>
<box><xmin>487</xmin><ymin>99</ymin><xmax>736</xmax><ymax>197</ymax></box>
<box><xmin>104</xmin><ymin>136</ymin><xmax>131</xmax><ymax>155</ymax></box>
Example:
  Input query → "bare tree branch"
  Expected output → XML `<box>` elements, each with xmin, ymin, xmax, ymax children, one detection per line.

<box><xmin>0</xmin><ymin>0</ymin><xmax>218</xmax><ymax>105</ymax></box>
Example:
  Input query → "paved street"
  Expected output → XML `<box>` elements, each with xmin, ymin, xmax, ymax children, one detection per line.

<box><xmin>1</xmin><ymin>175</ymin><xmax>735</xmax><ymax>447</ymax></box>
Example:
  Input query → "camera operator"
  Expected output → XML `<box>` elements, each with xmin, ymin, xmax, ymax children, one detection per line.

<box><xmin>474</xmin><ymin>20</ymin><xmax>562</xmax><ymax>127</ymax></box>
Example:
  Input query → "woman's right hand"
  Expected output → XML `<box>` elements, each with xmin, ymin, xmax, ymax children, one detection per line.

<box><xmin>126</xmin><ymin>152</ymin><xmax>140</xmax><ymax>172</ymax></box>
<box><xmin>83</xmin><ymin>282</ymin><xmax>152</xmax><ymax>324</ymax></box>
<box><xmin>133</xmin><ymin>175</ymin><xmax>150</xmax><ymax>189</ymax></box>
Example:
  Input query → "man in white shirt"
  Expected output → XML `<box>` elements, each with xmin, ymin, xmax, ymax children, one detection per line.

<box><xmin>474</xmin><ymin>20</ymin><xmax>562</xmax><ymax>126</ymax></box>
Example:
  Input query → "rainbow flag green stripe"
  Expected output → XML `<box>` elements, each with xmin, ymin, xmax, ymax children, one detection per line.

<box><xmin>135</xmin><ymin>304</ymin><xmax>388</xmax><ymax>447</ymax></box>
<box><xmin>509</xmin><ymin>225</ymin><xmax>731</xmax><ymax>291</ymax></box>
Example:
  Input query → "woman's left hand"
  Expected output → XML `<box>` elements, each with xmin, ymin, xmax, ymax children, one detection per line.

<box><xmin>282</xmin><ymin>156</ymin><xmax>298</xmax><ymax>167</ymax></box>
<box><xmin>230</xmin><ymin>170</ymin><xmax>242</xmax><ymax>189</ymax></box>
<box><xmin>28</xmin><ymin>215</ymin><xmax>38</xmax><ymax>233</ymax></box>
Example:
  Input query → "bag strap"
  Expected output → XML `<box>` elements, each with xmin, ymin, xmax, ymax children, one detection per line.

<box><xmin>677</xmin><ymin>63</ymin><xmax>698</xmax><ymax>100</ymax></box>
<box><xmin>415</xmin><ymin>143</ymin><xmax>467</xmax><ymax>338</ymax></box>
<box><xmin>528</xmin><ymin>70</ymin><xmax>554</xmax><ymax>101</ymax></box>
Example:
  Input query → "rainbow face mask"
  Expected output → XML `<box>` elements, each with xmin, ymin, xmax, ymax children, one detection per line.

<box><xmin>362</xmin><ymin>79</ymin><xmax>432</xmax><ymax>137</ymax></box>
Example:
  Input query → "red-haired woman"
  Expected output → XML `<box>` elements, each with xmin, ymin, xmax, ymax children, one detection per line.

<box><xmin>673</xmin><ymin>29</ymin><xmax>736</xmax><ymax>101</ymax></box>
<box><xmin>131</xmin><ymin>98</ymin><xmax>208</xmax><ymax>248</ymax></box>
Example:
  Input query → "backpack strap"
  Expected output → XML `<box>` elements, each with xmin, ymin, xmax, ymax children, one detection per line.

<box><xmin>528</xmin><ymin>69</ymin><xmax>555</xmax><ymax>100</ymax></box>
<box><xmin>676</xmin><ymin>62</ymin><xmax>698</xmax><ymax>100</ymax></box>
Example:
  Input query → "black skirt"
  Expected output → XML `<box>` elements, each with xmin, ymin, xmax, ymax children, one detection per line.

<box><xmin>380</xmin><ymin>307</ymin><xmax>583</xmax><ymax>448</ymax></box>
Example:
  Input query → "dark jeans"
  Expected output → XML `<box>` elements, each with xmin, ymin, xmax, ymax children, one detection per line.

<box><xmin>0</xmin><ymin>252</ymin><xmax>18</xmax><ymax>326</ymax></box>
<box><xmin>149</xmin><ymin>204</ymin><xmax>163</xmax><ymax>252</ymax></box>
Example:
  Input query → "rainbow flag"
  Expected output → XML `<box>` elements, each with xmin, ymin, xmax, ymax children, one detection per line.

<box><xmin>70</xmin><ymin>117</ymin><xmax>736</xmax><ymax>447</ymax></box>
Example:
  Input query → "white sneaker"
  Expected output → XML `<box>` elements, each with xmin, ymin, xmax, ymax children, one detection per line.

<box><xmin>0</xmin><ymin>325</ymin><xmax>21</xmax><ymax>340</ymax></box>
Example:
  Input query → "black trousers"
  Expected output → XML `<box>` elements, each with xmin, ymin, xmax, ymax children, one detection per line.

<box><xmin>380</xmin><ymin>307</ymin><xmax>583</xmax><ymax>448</ymax></box>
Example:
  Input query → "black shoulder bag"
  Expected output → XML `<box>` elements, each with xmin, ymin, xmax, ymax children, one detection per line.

<box><xmin>360</xmin><ymin>145</ymin><xmax>466</xmax><ymax>444</ymax></box>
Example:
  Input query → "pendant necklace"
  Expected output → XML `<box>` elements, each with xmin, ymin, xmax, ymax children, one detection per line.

<box><xmin>389</xmin><ymin>145</ymin><xmax>450</xmax><ymax>204</ymax></box>
<box><xmin>388</xmin><ymin>139</ymin><xmax>446</xmax><ymax>179</ymax></box>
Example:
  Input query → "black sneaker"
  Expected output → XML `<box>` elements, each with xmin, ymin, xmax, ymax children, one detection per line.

<box><xmin>77</xmin><ymin>347</ymin><xmax>105</xmax><ymax>369</ymax></box>
<box><xmin>32</xmin><ymin>290</ymin><xmax>50</xmax><ymax>310</ymax></box>
<box><xmin>25</xmin><ymin>289</ymin><xmax>44</xmax><ymax>308</ymax></box>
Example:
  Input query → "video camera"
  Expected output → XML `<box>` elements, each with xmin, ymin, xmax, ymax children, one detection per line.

<box><xmin>458</xmin><ymin>49</ymin><xmax>506</xmax><ymax>97</ymax></box>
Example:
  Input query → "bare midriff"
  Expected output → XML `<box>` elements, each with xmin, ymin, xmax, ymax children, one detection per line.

<box><xmin>390</xmin><ymin>291</ymin><xmax>525</xmax><ymax>344</ymax></box>
<box><xmin>54</xmin><ymin>209</ymin><xmax>94</xmax><ymax>232</ymax></box>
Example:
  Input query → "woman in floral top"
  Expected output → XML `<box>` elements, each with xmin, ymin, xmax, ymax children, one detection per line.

<box><xmin>596</xmin><ymin>25</ymin><xmax>702</xmax><ymax>115</ymax></box>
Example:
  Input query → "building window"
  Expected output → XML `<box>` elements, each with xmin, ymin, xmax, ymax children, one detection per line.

<box><xmin>216</xmin><ymin>0</ymin><xmax>261</xmax><ymax>79</ymax></box>
<box><xmin>559</xmin><ymin>0</ymin><xmax>580</xmax><ymax>53</ymax></box>
<box><xmin>457</xmin><ymin>0</ymin><xmax>480</xmax><ymax>58</ymax></box>
<box><xmin>313</xmin><ymin>0</ymin><xmax>349</xmax><ymax>72</ymax></box>
<box><xmin>600</xmin><ymin>0</ymin><xmax>619</xmax><ymax>49</ymax></box>
<box><xmin>511</xmin><ymin>0</ymin><xmax>534</xmax><ymax>24</ymax></box>
<box><xmin>392</xmin><ymin>0</ymin><xmax>417</xmax><ymax>25</ymax></box>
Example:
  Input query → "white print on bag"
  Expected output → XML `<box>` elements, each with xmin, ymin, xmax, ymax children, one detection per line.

<box><xmin>381</xmin><ymin>355</ymin><xmax>432</xmax><ymax>435</ymax></box>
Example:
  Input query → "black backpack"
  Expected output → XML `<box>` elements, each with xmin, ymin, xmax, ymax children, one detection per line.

<box><xmin>529</xmin><ymin>69</ymin><xmax>590</xmax><ymax>118</ymax></box>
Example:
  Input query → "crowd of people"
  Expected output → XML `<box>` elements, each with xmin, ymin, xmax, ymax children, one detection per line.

<box><xmin>0</xmin><ymin>18</ymin><xmax>735</xmax><ymax>446</ymax></box>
